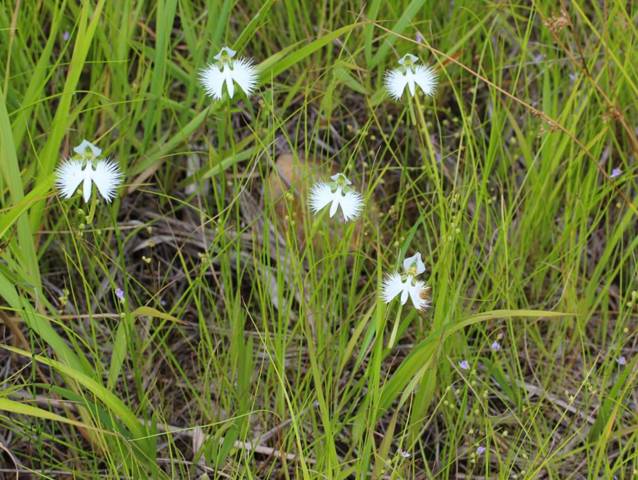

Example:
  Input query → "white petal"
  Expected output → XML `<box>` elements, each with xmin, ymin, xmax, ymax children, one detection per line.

<box><xmin>82</xmin><ymin>175</ymin><xmax>92</xmax><ymax>203</ymax></box>
<box><xmin>337</xmin><ymin>190</ymin><xmax>363</xmax><ymax>222</ymax></box>
<box><xmin>308</xmin><ymin>182</ymin><xmax>335</xmax><ymax>214</ymax></box>
<box><xmin>400</xmin><ymin>286</ymin><xmax>409</xmax><ymax>304</ymax></box>
<box><xmin>223</xmin><ymin>66</ymin><xmax>235</xmax><ymax>98</ymax></box>
<box><xmin>403</xmin><ymin>252</ymin><xmax>426</xmax><ymax>275</ymax></box>
<box><xmin>55</xmin><ymin>160</ymin><xmax>84</xmax><ymax>199</ymax></box>
<box><xmin>200</xmin><ymin>64</ymin><xmax>225</xmax><ymax>100</ymax></box>
<box><xmin>329</xmin><ymin>196</ymin><xmax>339</xmax><ymax>217</ymax></box>
<box><xmin>73</xmin><ymin>139</ymin><xmax>101</xmax><ymax>157</ymax></box>
<box><xmin>405</xmin><ymin>71</ymin><xmax>416</xmax><ymax>96</ymax></box>
<box><xmin>91</xmin><ymin>160</ymin><xmax>122</xmax><ymax>202</ymax></box>
<box><xmin>385</xmin><ymin>69</ymin><xmax>408</xmax><ymax>100</ymax></box>
<box><xmin>413</xmin><ymin>65</ymin><xmax>437</xmax><ymax>96</ymax></box>
<box><xmin>381</xmin><ymin>273</ymin><xmax>406</xmax><ymax>304</ymax></box>
<box><xmin>229</xmin><ymin>58</ymin><xmax>258</xmax><ymax>97</ymax></box>
<box><xmin>214</xmin><ymin>46</ymin><xmax>236</xmax><ymax>61</ymax></box>
<box><xmin>408</xmin><ymin>279</ymin><xmax>430</xmax><ymax>310</ymax></box>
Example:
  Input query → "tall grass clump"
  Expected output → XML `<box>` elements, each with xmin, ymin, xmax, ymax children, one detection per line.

<box><xmin>0</xmin><ymin>1</ymin><xmax>637</xmax><ymax>478</ymax></box>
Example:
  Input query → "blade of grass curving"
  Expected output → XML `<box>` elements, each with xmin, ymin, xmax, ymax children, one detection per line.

<box><xmin>363</xmin><ymin>0</ymin><xmax>382</xmax><ymax>65</ymax></box>
<box><xmin>259</xmin><ymin>23</ymin><xmax>359</xmax><ymax>79</ymax></box>
<box><xmin>11</xmin><ymin>0</ymin><xmax>66</xmax><ymax>149</ymax></box>
<box><xmin>0</xmin><ymin>398</ymin><xmax>97</xmax><ymax>431</ymax></box>
<box><xmin>369</xmin><ymin>0</ymin><xmax>427</xmax><ymax>68</ymax></box>
<box><xmin>208</xmin><ymin>0</ymin><xmax>234</xmax><ymax>49</ymax></box>
<box><xmin>109</xmin><ymin>306</ymin><xmax>184</xmax><ymax>389</ymax></box>
<box><xmin>0</xmin><ymin>174</ymin><xmax>53</xmax><ymax>242</ymax></box>
<box><xmin>0</xmin><ymin>270</ymin><xmax>87</xmax><ymax>371</ymax></box>
<box><xmin>233</xmin><ymin>0</ymin><xmax>277</xmax><ymax>52</ymax></box>
<box><xmin>127</xmin><ymin>105</ymin><xmax>212</xmax><ymax>185</ymax></box>
<box><xmin>142</xmin><ymin>0</ymin><xmax>177</xmax><ymax>147</ymax></box>
<box><xmin>29</xmin><ymin>0</ymin><xmax>105</xmax><ymax>232</ymax></box>
<box><xmin>3</xmin><ymin>345</ymin><xmax>154</xmax><ymax>459</ymax></box>
<box><xmin>371</xmin><ymin>310</ymin><xmax>569</xmax><ymax>418</ymax></box>
<box><xmin>0</xmin><ymin>94</ymin><xmax>40</xmax><ymax>291</ymax></box>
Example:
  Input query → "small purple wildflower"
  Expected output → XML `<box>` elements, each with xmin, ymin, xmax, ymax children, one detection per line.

<box><xmin>115</xmin><ymin>287</ymin><xmax>125</xmax><ymax>302</ymax></box>
<box><xmin>459</xmin><ymin>360</ymin><xmax>470</xmax><ymax>370</ymax></box>
<box><xmin>62</xmin><ymin>31</ymin><xmax>70</xmax><ymax>41</ymax></box>
<box><xmin>491</xmin><ymin>341</ymin><xmax>501</xmax><ymax>351</ymax></box>
<box><xmin>610</xmin><ymin>167</ymin><xmax>622</xmax><ymax>179</ymax></box>
<box><xmin>476</xmin><ymin>446</ymin><xmax>486</xmax><ymax>455</ymax></box>
<box><xmin>617</xmin><ymin>356</ymin><xmax>627</xmax><ymax>366</ymax></box>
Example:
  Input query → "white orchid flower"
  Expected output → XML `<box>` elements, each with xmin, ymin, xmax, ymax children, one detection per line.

<box><xmin>308</xmin><ymin>173</ymin><xmax>363</xmax><ymax>222</ymax></box>
<box><xmin>56</xmin><ymin>139</ymin><xmax>122</xmax><ymax>203</ymax></box>
<box><xmin>200</xmin><ymin>46</ymin><xmax>258</xmax><ymax>100</ymax></box>
<box><xmin>385</xmin><ymin>53</ymin><xmax>437</xmax><ymax>100</ymax></box>
<box><xmin>381</xmin><ymin>252</ymin><xmax>431</xmax><ymax>310</ymax></box>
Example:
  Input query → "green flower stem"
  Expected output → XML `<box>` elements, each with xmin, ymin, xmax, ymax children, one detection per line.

<box><xmin>387</xmin><ymin>302</ymin><xmax>404</xmax><ymax>349</ymax></box>
<box><xmin>85</xmin><ymin>193</ymin><xmax>98</xmax><ymax>225</ymax></box>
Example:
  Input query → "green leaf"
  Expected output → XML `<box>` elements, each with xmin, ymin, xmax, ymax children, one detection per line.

<box><xmin>259</xmin><ymin>23</ymin><xmax>359</xmax><ymax>79</ymax></box>
<box><xmin>369</xmin><ymin>0</ymin><xmax>427</xmax><ymax>68</ymax></box>
<box><xmin>0</xmin><ymin>397</ymin><xmax>95</xmax><ymax>430</ymax></box>
<box><xmin>373</xmin><ymin>310</ymin><xmax>570</xmax><ymax>417</ymax></box>
<box><xmin>4</xmin><ymin>345</ymin><xmax>153</xmax><ymax>459</ymax></box>
<box><xmin>0</xmin><ymin>94</ymin><xmax>41</xmax><ymax>292</ymax></box>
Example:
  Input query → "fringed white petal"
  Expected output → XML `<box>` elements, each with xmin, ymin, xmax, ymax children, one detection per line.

<box><xmin>200</xmin><ymin>64</ymin><xmax>225</xmax><ymax>100</ymax></box>
<box><xmin>385</xmin><ymin>68</ymin><xmax>409</xmax><ymax>100</ymax></box>
<box><xmin>408</xmin><ymin>279</ymin><xmax>430</xmax><ymax>310</ymax></box>
<box><xmin>338</xmin><ymin>190</ymin><xmax>363</xmax><ymax>222</ymax></box>
<box><xmin>92</xmin><ymin>160</ymin><xmax>122</xmax><ymax>202</ymax></box>
<box><xmin>229</xmin><ymin>58</ymin><xmax>258</xmax><ymax>97</ymax></box>
<box><xmin>381</xmin><ymin>273</ymin><xmax>406</xmax><ymax>304</ymax></box>
<box><xmin>308</xmin><ymin>182</ymin><xmax>334</xmax><ymax>214</ymax></box>
<box><xmin>55</xmin><ymin>160</ymin><xmax>85</xmax><ymax>199</ymax></box>
<box><xmin>412</xmin><ymin>65</ymin><xmax>437</xmax><ymax>96</ymax></box>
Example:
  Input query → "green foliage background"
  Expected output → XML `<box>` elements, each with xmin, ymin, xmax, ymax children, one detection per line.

<box><xmin>0</xmin><ymin>1</ymin><xmax>636</xmax><ymax>478</ymax></box>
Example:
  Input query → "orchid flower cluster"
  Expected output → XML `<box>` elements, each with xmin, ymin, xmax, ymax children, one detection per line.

<box><xmin>54</xmin><ymin>45</ymin><xmax>436</xmax><ymax>313</ymax></box>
